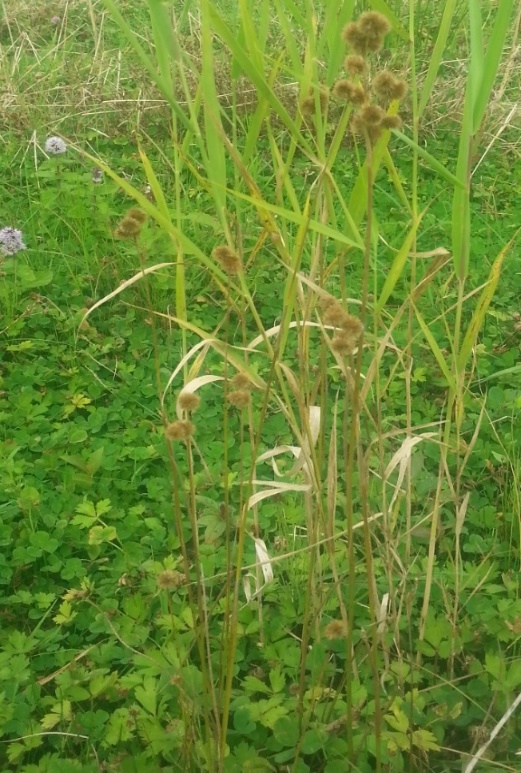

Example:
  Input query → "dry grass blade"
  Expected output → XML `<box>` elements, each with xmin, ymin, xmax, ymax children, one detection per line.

<box><xmin>80</xmin><ymin>263</ymin><xmax>174</xmax><ymax>325</ymax></box>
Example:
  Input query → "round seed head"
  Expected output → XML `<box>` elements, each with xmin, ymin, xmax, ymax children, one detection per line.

<box><xmin>373</xmin><ymin>71</ymin><xmax>408</xmax><ymax>102</ymax></box>
<box><xmin>322</xmin><ymin>302</ymin><xmax>350</xmax><ymax>329</ymax></box>
<box><xmin>359</xmin><ymin>103</ymin><xmax>386</xmax><ymax>127</ymax></box>
<box><xmin>342</xmin><ymin>22</ymin><xmax>367</xmax><ymax>56</ymax></box>
<box><xmin>115</xmin><ymin>217</ymin><xmax>142</xmax><ymax>239</ymax></box>
<box><xmin>341</xmin><ymin>314</ymin><xmax>364</xmax><ymax>340</ymax></box>
<box><xmin>331</xmin><ymin>315</ymin><xmax>363</xmax><ymax>356</ymax></box>
<box><xmin>324</xmin><ymin>620</ymin><xmax>347</xmax><ymax>640</ymax></box>
<box><xmin>231</xmin><ymin>372</ymin><xmax>251</xmax><ymax>391</ymax></box>
<box><xmin>157</xmin><ymin>570</ymin><xmax>185</xmax><ymax>590</ymax></box>
<box><xmin>300</xmin><ymin>95</ymin><xmax>317</xmax><ymax>116</ymax></box>
<box><xmin>358</xmin><ymin>11</ymin><xmax>391</xmax><ymax>41</ymax></box>
<box><xmin>227</xmin><ymin>390</ymin><xmax>250</xmax><ymax>409</ymax></box>
<box><xmin>213</xmin><ymin>245</ymin><xmax>242</xmax><ymax>274</ymax></box>
<box><xmin>344</xmin><ymin>54</ymin><xmax>368</xmax><ymax>77</ymax></box>
<box><xmin>178</xmin><ymin>391</ymin><xmax>201</xmax><ymax>412</ymax></box>
<box><xmin>126</xmin><ymin>208</ymin><xmax>147</xmax><ymax>225</ymax></box>
<box><xmin>381</xmin><ymin>114</ymin><xmax>403</xmax><ymax>130</ymax></box>
<box><xmin>165</xmin><ymin>419</ymin><xmax>195</xmax><ymax>441</ymax></box>
<box><xmin>350</xmin><ymin>84</ymin><xmax>368</xmax><ymax>106</ymax></box>
<box><xmin>333</xmin><ymin>79</ymin><xmax>354</xmax><ymax>101</ymax></box>
<box><xmin>372</xmin><ymin>70</ymin><xmax>396</xmax><ymax>100</ymax></box>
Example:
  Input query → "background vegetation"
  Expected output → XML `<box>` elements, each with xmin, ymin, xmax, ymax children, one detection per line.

<box><xmin>1</xmin><ymin>1</ymin><xmax>520</xmax><ymax>771</ymax></box>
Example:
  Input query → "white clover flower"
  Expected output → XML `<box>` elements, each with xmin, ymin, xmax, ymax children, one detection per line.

<box><xmin>0</xmin><ymin>227</ymin><xmax>27</xmax><ymax>257</ymax></box>
<box><xmin>45</xmin><ymin>136</ymin><xmax>67</xmax><ymax>155</ymax></box>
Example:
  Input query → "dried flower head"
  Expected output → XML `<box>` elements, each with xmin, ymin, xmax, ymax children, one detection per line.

<box><xmin>92</xmin><ymin>167</ymin><xmax>104</xmax><ymax>183</ymax></box>
<box><xmin>344</xmin><ymin>54</ymin><xmax>367</xmax><ymax>77</ymax></box>
<box><xmin>342</xmin><ymin>12</ymin><xmax>391</xmax><ymax>56</ymax></box>
<box><xmin>213</xmin><ymin>245</ymin><xmax>242</xmax><ymax>274</ymax></box>
<box><xmin>178</xmin><ymin>391</ymin><xmax>201</xmax><ymax>412</ymax></box>
<box><xmin>359</xmin><ymin>103</ymin><xmax>386</xmax><ymax>127</ymax></box>
<box><xmin>126</xmin><ymin>208</ymin><xmax>147</xmax><ymax>225</ymax></box>
<box><xmin>0</xmin><ymin>227</ymin><xmax>26</xmax><ymax>257</ymax></box>
<box><xmin>331</xmin><ymin>315</ymin><xmax>363</xmax><ymax>356</ymax></box>
<box><xmin>114</xmin><ymin>208</ymin><xmax>147</xmax><ymax>239</ymax></box>
<box><xmin>333</xmin><ymin>79</ymin><xmax>354</xmax><ymax>101</ymax></box>
<box><xmin>227</xmin><ymin>390</ymin><xmax>250</xmax><ymax>409</ymax></box>
<box><xmin>381</xmin><ymin>114</ymin><xmax>403</xmax><ymax>130</ymax></box>
<box><xmin>300</xmin><ymin>96</ymin><xmax>316</xmax><ymax>116</ymax></box>
<box><xmin>358</xmin><ymin>11</ymin><xmax>391</xmax><ymax>39</ymax></box>
<box><xmin>324</xmin><ymin>620</ymin><xmax>347</xmax><ymax>640</ymax></box>
<box><xmin>165</xmin><ymin>419</ymin><xmax>194</xmax><ymax>441</ymax></box>
<box><xmin>341</xmin><ymin>314</ymin><xmax>364</xmax><ymax>339</ymax></box>
<box><xmin>372</xmin><ymin>70</ymin><xmax>407</xmax><ymax>102</ymax></box>
<box><xmin>45</xmin><ymin>136</ymin><xmax>67</xmax><ymax>155</ymax></box>
<box><xmin>342</xmin><ymin>22</ymin><xmax>368</xmax><ymax>56</ymax></box>
<box><xmin>301</xmin><ymin>87</ymin><xmax>329</xmax><ymax>116</ymax></box>
<box><xmin>50</xmin><ymin>15</ymin><xmax>61</xmax><ymax>26</ymax></box>
<box><xmin>231</xmin><ymin>372</ymin><xmax>251</xmax><ymax>391</ymax></box>
<box><xmin>322</xmin><ymin>302</ymin><xmax>350</xmax><ymax>329</ymax></box>
<box><xmin>333</xmin><ymin>80</ymin><xmax>367</xmax><ymax>106</ymax></box>
<box><xmin>157</xmin><ymin>569</ymin><xmax>185</xmax><ymax>590</ymax></box>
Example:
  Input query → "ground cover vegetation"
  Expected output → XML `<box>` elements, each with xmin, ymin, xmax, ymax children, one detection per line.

<box><xmin>1</xmin><ymin>0</ymin><xmax>521</xmax><ymax>771</ymax></box>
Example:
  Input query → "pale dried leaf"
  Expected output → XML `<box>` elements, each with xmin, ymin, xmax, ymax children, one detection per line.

<box><xmin>251</xmin><ymin>536</ymin><xmax>274</xmax><ymax>584</ymax></box>
<box><xmin>176</xmin><ymin>375</ymin><xmax>224</xmax><ymax>419</ymax></box>
<box><xmin>81</xmin><ymin>263</ymin><xmax>174</xmax><ymax>325</ymax></box>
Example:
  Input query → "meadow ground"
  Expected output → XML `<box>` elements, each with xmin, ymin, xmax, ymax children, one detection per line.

<box><xmin>1</xmin><ymin>1</ymin><xmax>521</xmax><ymax>771</ymax></box>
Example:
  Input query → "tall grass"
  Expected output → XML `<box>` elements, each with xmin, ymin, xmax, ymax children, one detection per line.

<box><xmin>78</xmin><ymin>0</ymin><xmax>519</xmax><ymax>769</ymax></box>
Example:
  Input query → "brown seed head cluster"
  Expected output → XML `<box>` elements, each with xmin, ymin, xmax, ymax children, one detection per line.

<box><xmin>322</xmin><ymin>299</ymin><xmax>363</xmax><ymax>357</ymax></box>
<box><xmin>324</xmin><ymin>619</ymin><xmax>347</xmax><ymax>640</ymax></box>
<box><xmin>227</xmin><ymin>371</ymin><xmax>252</xmax><ymax>409</ymax></box>
<box><xmin>300</xmin><ymin>87</ymin><xmax>329</xmax><ymax>117</ymax></box>
<box><xmin>165</xmin><ymin>419</ymin><xmax>194</xmax><ymax>442</ymax></box>
<box><xmin>213</xmin><ymin>245</ymin><xmax>242</xmax><ymax>275</ymax></box>
<box><xmin>335</xmin><ymin>13</ymin><xmax>407</xmax><ymax>145</ymax></box>
<box><xmin>333</xmin><ymin>79</ymin><xmax>367</xmax><ymax>106</ymax></box>
<box><xmin>342</xmin><ymin>11</ymin><xmax>391</xmax><ymax>56</ymax></box>
<box><xmin>344</xmin><ymin>54</ymin><xmax>367</xmax><ymax>77</ymax></box>
<box><xmin>372</xmin><ymin>70</ymin><xmax>408</xmax><ymax>103</ymax></box>
<box><xmin>157</xmin><ymin>569</ymin><xmax>185</xmax><ymax>590</ymax></box>
<box><xmin>231</xmin><ymin>372</ymin><xmax>251</xmax><ymax>390</ymax></box>
<box><xmin>178</xmin><ymin>391</ymin><xmax>200</xmax><ymax>413</ymax></box>
<box><xmin>114</xmin><ymin>208</ymin><xmax>147</xmax><ymax>239</ymax></box>
<box><xmin>227</xmin><ymin>390</ymin><xmax>250</xmax><ymax>409</ymax></box>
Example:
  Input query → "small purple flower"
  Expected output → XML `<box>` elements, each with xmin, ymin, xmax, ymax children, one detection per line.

<box><xmin>45</xmin><ymin>136</ymin><xmax>67</xmax><ymax>155</ymax></box>
<box><xmin>50</xmin><ymin>16</ymin><xmax>61</xmax><ymax>26</ymax></box>
<box><xmin>0</xmin><ymin>227</ymin><xmax>27</xmax><ymax>257</ymax></box>
<box><xmin>92</xmin><ymin>167</ymin><xmax>104</xmax><ymax>183</ymax></box>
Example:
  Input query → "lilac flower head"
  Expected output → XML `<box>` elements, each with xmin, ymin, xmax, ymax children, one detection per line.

<box><xmin>45</xmin><ymin>136</ymin><xmax>67</xmax><ymax>155</ymax></box>
<box><xmin>0</xmin><ymin>227</ymin><xmax>27</xmax><ymax>257</ymax></box>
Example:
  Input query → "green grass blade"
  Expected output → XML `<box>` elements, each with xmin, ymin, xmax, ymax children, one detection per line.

<box><xmin>413</xmin><ymin>305</ymin><xmax>456</xmax><ymax>392</ymax></box>
<box><xmin>457</xmin><ymin>231</ymin><xmax>519</xmax><ymax>371</ymax></box>
<box><xmin>393</xmin><ymin>130</ymin><xmax>464</xmax><ymax>188</ymax></box>
<box><xmin>472</xmin><ymin>0</ymin><xmax>515</xmax><ymax>132</ymax></box>
<box><xmin>200</xmin><ymin>0</ymin><xmax>227</xmax><ymax>229</ymax></box>
<box><xmin>101</xmin><ymin>0</ymin><xmax>192</xmax><ymax>133</ymax></box>
<box><xmin>376</xmin><ymin>218</ymin><xmax>421</xmax><ymax>314</ymax></box>
<box><xmin>323</xmin><ymin>0</ymin><xmax>356</xmax><ymax>83</ymax></box>
<box><xmin>418</xmin><ymin>0</ymin><xmax>458</xmax><ymax>116</ymax></box>
<box><xmin>209</xmin><ymin>5</ymin><xmax>315</xmax><ymax>156</ymax></box>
